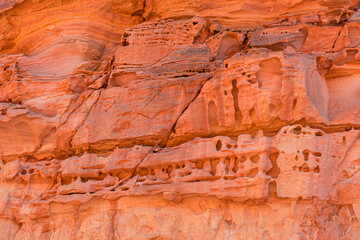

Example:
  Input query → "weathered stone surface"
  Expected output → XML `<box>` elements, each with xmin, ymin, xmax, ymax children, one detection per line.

<box><xmin>1</xmin><ymin>0</ymin><xmax>360</xmax><ymax>239</ymax></box>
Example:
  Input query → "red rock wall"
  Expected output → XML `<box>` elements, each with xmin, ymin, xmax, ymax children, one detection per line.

<box><xmin>1</xmin><ymin>0</ymin><xmax>360</xmax><ymax>239</ymax></box>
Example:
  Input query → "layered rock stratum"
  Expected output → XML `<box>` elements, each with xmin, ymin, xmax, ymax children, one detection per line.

<box><xmin>1</xmin><ymin>0</ymin><xmax>360</xmax><ymax>239</ymax></box>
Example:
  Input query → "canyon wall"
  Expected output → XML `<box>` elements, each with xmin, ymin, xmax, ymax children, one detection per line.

<box><xmin>1</xmin><ymin>0</ymin><xmax>360</xmax><ymax>239</ymax></box>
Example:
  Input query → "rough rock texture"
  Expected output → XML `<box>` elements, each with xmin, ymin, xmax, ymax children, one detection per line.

<box><xmin>1</xmin><ymin>0</ymin><xmax>360</xmax><ymax>239</ymax></box>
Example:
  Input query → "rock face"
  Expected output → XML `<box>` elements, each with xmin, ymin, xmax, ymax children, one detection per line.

<box><xmin>1</xmin><ymin>0</ymin><xmax>360</xmax><ymax>239</ymax></box>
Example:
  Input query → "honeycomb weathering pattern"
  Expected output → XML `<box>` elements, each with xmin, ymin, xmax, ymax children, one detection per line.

<box><xmin>1</xmin><ymin>0</ymin><xmax>360</xmax><ymax>239</ymax></box>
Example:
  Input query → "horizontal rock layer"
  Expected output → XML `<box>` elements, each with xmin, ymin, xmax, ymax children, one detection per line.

<box><xmin>1</xmin><ymin>0</ymin><xmax>360</xmax><ymax>239</ymax></box>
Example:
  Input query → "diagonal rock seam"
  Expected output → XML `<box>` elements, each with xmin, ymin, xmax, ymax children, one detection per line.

<box><xmin>163</xmin><ymin>75</ymin><xmax>214</xmax><ymax>148</ymax></box>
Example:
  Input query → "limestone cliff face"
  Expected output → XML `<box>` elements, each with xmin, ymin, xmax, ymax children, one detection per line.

<box><xmin>1</xmin><ymin>0</ymin><xmax>360</xmax><ymax>239</ymax></box>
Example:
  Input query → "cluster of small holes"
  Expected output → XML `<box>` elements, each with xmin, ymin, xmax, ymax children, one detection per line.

<box><xmin>291</xmin><ymin>150</ymin><xmax>321</xmax><ymax>174</ymax></box>
<box><xmin>134</xmin><ymin>152</ymin><xmax>265</xmax><ymax>185</ymax></box>
<box><xmin>121</xmin><ymin>19</ymin><xmax>203</xmax><ymax>46</ymax></box>
<box><xmin>250</xmin><ymin>29</ymin><xmax>301</xmax><ymax>45</ymax></box>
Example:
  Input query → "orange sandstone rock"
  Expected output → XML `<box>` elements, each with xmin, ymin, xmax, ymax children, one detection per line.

<box><xmin>0</xmin><ymin>0</ymin><xmax>360</xmax><ymax>239</ymax></box>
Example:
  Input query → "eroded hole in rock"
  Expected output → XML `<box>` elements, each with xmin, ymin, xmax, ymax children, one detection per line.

<box><xmin>289</xmin><ymin>27</ymin><xmax>308</xmax><ymax>50</ymax></box>
<box><xmin>166</xmin><ymin>165</ymin><xmax>174</xmax><ymax>175</ymax></box>
<box><xmin>62</xmin><ymin>177</ymin><xmax>72</xmax><ymax>185</ymax></box>
<box><xmin>246</xmin><ymin>168</ymin><xmax>259</xmax><ymax>178</ymax></box>
<box><xmin>215</xmin><ymin>34</ymin><xmax>242</xmax><ymax>61</ymax></box>
<box><xmin>122</xmin><ymin>39</ymin><xmax>129</xmax><ymax>46</ymax></box>
<box><xmin>247</xmin><ymin>79</ymin><xmax>256</xmax><ymax>84</ymax></box>
<box><xmin>216</xmin><ymin>140</ymin><xmax>222</xmax><ymax>151</ymax></box>
<box><xmin>90</xmin><ymin>172</ymin><xmax>107</xmax><ymax>181</ymax></box>
<box><xmin>195</xmin><ymin>160</ymin><xmax>204</xmax><ymax>169</ymax></box>
<box><xmin>314</xmin><ymin>152</ymin><xmax>322</xmax><ymax>157</ymax></box>
<box><xmin>239</xmin><ymin>156</ymin><xmax>247</xmax><ymax>163</ymax></box>
<box><xmin>316</xmin><ymin>56</ymin><xmax>332</xmax><ymax>76</ymax></box>
<box><xmin>224</xmin><ymin>157</ymin><xmax>231</xmax><ymax>173</ymax></box>
<box><xmin>300</xmin><ymin>163</ymin><xmax>310</xmax><ymax>172</ymax></box>
<box><xmin>231</xmin><ymin>79</ymin><xmax>243</xmax><ymax>127</ymax></box>
<box><xmin>138</xmin><ymin>168</ymin><xmax>149</xmax><ymax>176</ymax></box>
<box><xmin>255</xmin><ymin>57</ymin><xmax>282</xmax><ymax>90</ymax></box>
<box><xmin>250</xmin><ymin>155</ymin><xmax>260</xmax><ymax>163</ymax></box>
<box><xmin>233</xmin><ymin>157</ymin><xmax>240</xmax><ymax>173</ymax></box>
<box><xmin>293</xmin><ymin>126</ymin><xmax>302</xmax><ymax>135</ymax></box>
<box><xmin>326</xmin><ymin>9</ymin><xmax>342</xmax><ymax>25</ymax></box>
<box><xmin>315</xmin><ymin>131</ymin><xmax>324</xmax><ymax>136</ymax></box>
<box><xmin>344</xmin><ymin>49</ymin><xmax>358</xmax><ymax>63</ymax></box>
<box><xmin>117</xmin><ymin>171</ymin><xmax>130</xmax><ymax>179</ymax></box>
<box><xmin>266</xmin><ymin>152</ymin><xmax>280</xmax><ymax>178</ymax></box>
<box><xmin>292</xmin><ymin>98</ymin><xmax>297</xmax><ymax>110</ymax></box>
<box><xmin>302</xmin><ymin>150</ymin><xmax>310</xmax><ymax>161</ymax></box>
<box><xmin>69</xmin><ymin>192</ymin><xmax>86</xmax><ymax>195</ymax></box>
<box><xmin>210</xmin><ymin>158</ymin><xmax>220</xmax><ymax>175</ymax></box>
<box><xmin>268</xmin><ymin>181</ymin><xmax>278</xmax><ymax>197</ymax></box>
